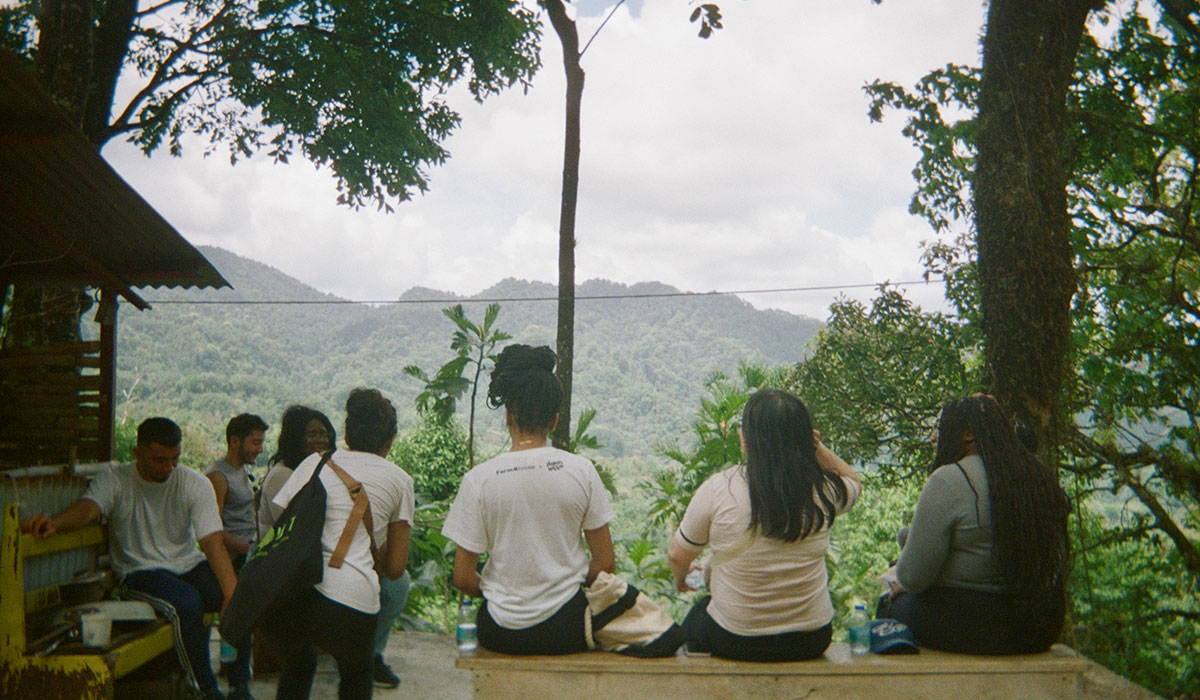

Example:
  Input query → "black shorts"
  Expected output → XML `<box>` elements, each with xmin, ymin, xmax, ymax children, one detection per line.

<box><xmin>477</xmin><ymin>588</ymin><xmax>590</xmax><ymax>655</ymax></box>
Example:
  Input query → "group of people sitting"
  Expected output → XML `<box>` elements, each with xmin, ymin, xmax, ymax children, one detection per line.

<box><xmin>21</xmin><ymin>342</ymin><xmax>1071</xmax><ymax>700</ymax></box>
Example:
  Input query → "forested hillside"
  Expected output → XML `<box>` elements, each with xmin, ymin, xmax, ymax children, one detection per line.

<box><xmin>116</xmin><ymin>246</ymin><xmax>822</xmax><ymax>458</ymax></box>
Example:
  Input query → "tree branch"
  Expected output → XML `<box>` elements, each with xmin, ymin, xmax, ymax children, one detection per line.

<box><xmin>1073</xmin><ymin>430</ymin><xmax>1200</xmax><ymax>575</ymax></box>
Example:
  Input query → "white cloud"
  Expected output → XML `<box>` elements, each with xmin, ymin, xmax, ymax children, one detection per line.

<box><xmin>103</xmin><ymin>0</ymin><xmax>985</xmax><ymax>321</ymax></box>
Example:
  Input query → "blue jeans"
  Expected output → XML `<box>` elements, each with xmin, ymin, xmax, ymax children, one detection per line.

<box><xmin>123</xmin><ymin>562</ymin><xmax>222</xmax><ymax>693</ymax></box>
<box><xmin>374</xmin><ymin>571</ymin><xmax>410</xmax><ymax>657</ymax></box>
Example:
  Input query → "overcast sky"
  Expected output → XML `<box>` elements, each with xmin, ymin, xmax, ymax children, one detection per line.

<box><xmin>104</xmin><ymin>0</ymin><xmax>986</xmax><ymax>321</ymax></box>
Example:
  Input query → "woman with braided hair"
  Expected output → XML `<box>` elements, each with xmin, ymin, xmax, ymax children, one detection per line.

<box><xmin>880</xmin><ymin>394</ymin><xmax>1070</xmax><ymax>654</ymax></box>
<box><xmin>442</xmin><ymin>344</ymin><xmax>615</xmax><ymax>654</ymax></box>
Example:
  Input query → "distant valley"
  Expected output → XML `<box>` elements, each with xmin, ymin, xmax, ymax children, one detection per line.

<box><xmin>118</xmin><ymin>246</ymin><xmax>823</xmax><ymax>461</ymax></box>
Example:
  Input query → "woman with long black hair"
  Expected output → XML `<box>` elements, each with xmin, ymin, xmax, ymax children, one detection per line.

<box><xmin>442</xmin><ymin>344</ymin><xmax>615</xmax><ymax>655</ymax></box>
<box><xmin>881</xmin><ymin>394</ymin><xmax>1070</xmax><ymax>654</ymax></box>
<box><xmin>257</xmin><ymin>405</ymin><xmax>336</xmax><ymax>538</ymax></box>
<box><xmin>267</xmin><ymin>388</ymin><xmax>413</xmax><ymax>699</ymax></box>
<box><xmin>668</xmin><ymin>388</ymin><xmax>861</xmax><ymax>661</ymax></box>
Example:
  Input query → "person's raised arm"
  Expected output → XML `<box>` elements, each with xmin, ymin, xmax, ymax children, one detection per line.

<box><xmin>451</xmin><ymin>547</ymin><xmax>482</xmax><ymax>598</ymax></box>
<box><xmin>813</xmin><ymin>430</ymin><xmax>861</xmax><ymax>489</ymax></box>
<box><xmin>584</xmin><ymin>524</ymin><xmax>615</xmax><ymax>586</ymax></box>
<box><xmin>20</xmin><ymin>499</ymin><xmax>101</xmax><ymax>539</ymax></box>
<box><xmin>379</xmin><ymin>520</ymin><xmax>411</xmax><ymax>580</ymax></box>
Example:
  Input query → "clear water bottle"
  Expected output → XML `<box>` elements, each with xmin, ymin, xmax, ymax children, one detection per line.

<box><xmin>685</xmin><ymin>568</ymin><xmax>705</xmax><ymax>590</ymax></box>
<box><xmin>456</xmin><ymin>599</ymin><xmax>478</xmax><ymax>653</ymax></box>
<box><xmin>848</xmin><ymin>602</ymin><xmax>870</xmax><ymax>655</ymax></box>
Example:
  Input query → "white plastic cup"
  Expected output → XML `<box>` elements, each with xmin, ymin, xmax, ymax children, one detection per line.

<box><xmin>80</xmin><ymin>610</ymin><xmax>111</xmax><ymax>647</ymax></box>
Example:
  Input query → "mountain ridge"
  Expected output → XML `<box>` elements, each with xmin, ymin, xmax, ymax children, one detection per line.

<box><xmin>118</xmin><ymin>246</ymin><xmax>823</xmax><ymax>458</ymax></box>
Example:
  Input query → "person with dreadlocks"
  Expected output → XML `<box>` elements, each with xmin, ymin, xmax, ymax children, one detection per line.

<box><xmin>668</xmin><ymin>389</ymin><xmax>861</xmax><ymax>661</ymax></box>
<box><xmin>442</xmin><ymin>344</ymin><xmax>615</xmax><ymax>654</ymax></box>
<box><xmin>880</xmin><ymin>394</ymin><xmax>1070</xmax><ymax>654</ymax></box>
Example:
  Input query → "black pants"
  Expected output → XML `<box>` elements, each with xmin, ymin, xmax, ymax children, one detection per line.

<box><xmin>263</xmin><ymin>587</ymin><xmax>377</xmax><ymax>700</ymax></box>
<box><xmin>878</xmin><ymin>586</ymin><xmax>1062</xmax><ymax>655</ymax></box>
<box><xmin>682</xmin><ymin>596</ymin><xmax>832</xmax><ymax>662</ymax></box>
<box><xmin>477</xmin><ymin>588</ymin><xmax>590</xmax><ymax>655</ymax></box>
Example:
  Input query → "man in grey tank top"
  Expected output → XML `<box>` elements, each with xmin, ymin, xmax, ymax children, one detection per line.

<box><xmin>205</xmin><ymin>413</ymin><xmax>267</xmax><ymax>700</ymax></box>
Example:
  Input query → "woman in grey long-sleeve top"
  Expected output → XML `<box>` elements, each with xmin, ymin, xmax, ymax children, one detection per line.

<box><xmin>879</xmin><ymin>395</ymin><xmax>1070</xmax><ymax>654</ymax></box>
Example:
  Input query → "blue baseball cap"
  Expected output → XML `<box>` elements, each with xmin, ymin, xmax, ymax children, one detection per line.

<box><xmin>869</xmin><ymin>619</ymin><xmax>919</xmax><ymax>654</ymax></box>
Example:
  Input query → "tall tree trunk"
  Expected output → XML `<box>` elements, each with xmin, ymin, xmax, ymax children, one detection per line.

<box><xmin>974</xmin><ymin>0</ymin><xmax>1097</xmax><ymax>461</ymax></box>
<box><xmin>84</xmin><ymin>0</ymin><xmax>139</xmax><ymax>145</ymax></box>
<box><xmin>35</xmin><ymin>0</ymin><xmax>94</xmax><ymax>122</ymax></box>
<box><xmin>542</xmin><ymin>0</ymin><xmax>584</xmax><ymax>451</ymax></box>
<box><xmin>7</xmin><ymin>0</ymin><xmax>137</xmax><ymax>348</ymax></box>
<box><xmin>4</xmin><ymin>0</ymin><xmax>99</xmax><ymax>349</ymax></box>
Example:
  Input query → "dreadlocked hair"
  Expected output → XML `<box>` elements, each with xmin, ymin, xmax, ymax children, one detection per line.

<box><xmin>487</xmin><ymin>344</ymin><xmax>562</xmax><ymax>431</ymax></box>
<box><xmin>933</xmin><ymin>396</ymin><xmax>1070</xmax><ymax>611</ymax></box>
<box><xmin>743</xmin><ymin>389</ymin><xmax>849</xmax><ymax>542</ymax></box>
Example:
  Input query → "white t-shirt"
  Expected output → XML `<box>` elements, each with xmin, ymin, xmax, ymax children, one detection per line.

<box><xmin>83</xmin><ymin>462</ymin><xmax>223</xmax><ymax>578</ymax></box>
<box><xmin>674</xmin><ymin>466</ymin><xmax>861</xmax><ymax>635</ymax></box>
<box><xmin>442</xmin><ymin>446</ymin><xmax>613</xmax><ymax>629</ymax></box>
<box><xmin>257</xmin><ymin>463</ymin><xmax>293</xmax><ymax>540</ymax></box>
<box><xmin>274</xmin><ymin>450</ymin><xmax>414</xmax><ymax>614</ymax></box>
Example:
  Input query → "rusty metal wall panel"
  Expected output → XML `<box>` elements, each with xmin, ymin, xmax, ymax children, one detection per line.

<box><xmin>1</xmin><ymin>475</ymin><xmax>93</xmax><ymax>589</ymax></box>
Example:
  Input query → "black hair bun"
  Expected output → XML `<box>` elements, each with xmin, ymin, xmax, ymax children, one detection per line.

<box><xmin>495</xmin><ymin>344</ymin><xmax>555</xmax><ymax>374</ymax></box>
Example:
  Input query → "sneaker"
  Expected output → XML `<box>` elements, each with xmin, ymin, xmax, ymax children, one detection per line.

<box><xmin>373</xmin><ymin>654</ymin><xmax>400</xmax><ymax>689</ymax></box>
<box><xmin>227</xmin><ymin>683</ymin><xmax>254</xmax><ymax>700</ymax></box>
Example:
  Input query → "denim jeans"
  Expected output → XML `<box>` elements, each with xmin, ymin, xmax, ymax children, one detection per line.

<box><xmin>123</xmin><ymin>562</ymin><xmax>223</xmax><ymax>693</ymax></box>
<box><xmin>374</xmin><ymin>570</ymin><xmax>411</xmax><ymax>657</ymax></box>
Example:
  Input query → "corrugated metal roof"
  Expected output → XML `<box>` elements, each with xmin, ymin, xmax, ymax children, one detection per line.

<box><xmin>0</xmin><ymin>50</ymin><xmax>229</xmax><ymax>306</ymax></box>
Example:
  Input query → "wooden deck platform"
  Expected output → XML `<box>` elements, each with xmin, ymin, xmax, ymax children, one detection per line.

<box><xmin>457</xmin><ymin>643</ymin><xmax>1161</xmax><ymax>700</ymax></box>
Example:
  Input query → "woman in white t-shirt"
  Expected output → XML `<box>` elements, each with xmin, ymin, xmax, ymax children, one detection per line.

<box><xmin>668</xmin><ymin>388</ymin><xmax>861</xmax><ymax>661</ymax></box>
<box><xmin>268</xmin><ymin>388</ymin><xmax>414</xmax><ymax>700</ymax></box>
<box><xmin>443</xmin><ymin>344</ymin><xmax>615</xmax><ymax>655</ymax></box>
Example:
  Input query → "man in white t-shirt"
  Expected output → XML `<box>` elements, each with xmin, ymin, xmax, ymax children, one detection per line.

<box><xmin>22</xmin><ymin>417</ymin><xmax>237</xmax><ymax>700</ymax></box>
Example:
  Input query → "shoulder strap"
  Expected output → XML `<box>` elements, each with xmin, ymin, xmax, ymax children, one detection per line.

<box><xmin>954</xmin><ymin>461</ymin><xmax>983</xmax><ymax>526</ymax></box>
<box><xmin>325</xmin><ymin>456</ymin><xmax>377</xmax><ymax>569</ymax></box>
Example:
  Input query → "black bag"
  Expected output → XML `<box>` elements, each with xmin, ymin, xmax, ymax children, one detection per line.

<box><xmin>219</xmin><ymin>450</ymin><xmax>333</xmax><ymax>646</ymax></box>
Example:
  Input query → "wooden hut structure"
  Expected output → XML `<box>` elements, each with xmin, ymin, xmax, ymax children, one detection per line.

<box><xmin>0</xmin><ymin>48</ymin><xmax>228</xmax><ymax>469</ymax></box>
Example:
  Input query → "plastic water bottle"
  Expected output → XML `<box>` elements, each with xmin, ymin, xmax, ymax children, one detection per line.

<box><xmin>848</xmin><ymin>603</ymin><xmax>870</xmax><ymax>655</ymax></box>
<box><xmin>219</xmin><ymin>639</ymin><xmax>237</xmax><ymax>665</ymax></box>
<box><xmin>685</xmin><ymin>568</ymin><xmax>705</xmax><ymax>590</ymax></box>
<box><xmin>456</xmin><ymin>599</ymin><xmax>478</xmax><ymax>652</ymax></box>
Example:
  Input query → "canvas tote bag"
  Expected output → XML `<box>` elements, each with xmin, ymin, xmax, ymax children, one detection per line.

<box><xmin>219</xmin><ymin>450</ymin><xmax>333</xmax><ymax>646</ymax></box>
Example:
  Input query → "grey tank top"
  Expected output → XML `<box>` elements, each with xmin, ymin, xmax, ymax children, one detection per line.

<box><xmin>204</xmin><ymin>458</ymin><xmax>257</xmax><ymax>542</ymax></box>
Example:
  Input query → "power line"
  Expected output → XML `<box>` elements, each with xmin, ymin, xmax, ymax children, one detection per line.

<box><xmin>141</xmin><ymin>278</ymin><xmax>944</xmax><ymax>306</ymax></box>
